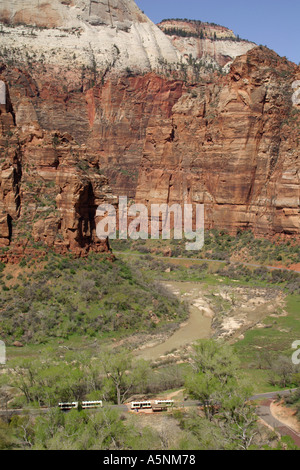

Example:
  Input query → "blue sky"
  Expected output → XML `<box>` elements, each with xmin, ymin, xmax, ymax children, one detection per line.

<box><xmin>135</xmin><ymin>0</ymin><xmax>300</xmax><ymax>64</ymax></box>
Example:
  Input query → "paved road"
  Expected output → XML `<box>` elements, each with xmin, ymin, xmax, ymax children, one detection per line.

<box><xmin>0</xmin><ymin>389</ymin><xmax>297</xmax><ymax>416</ymax></box>
<box><xmin>0</xmin><ymin>404</ymin><xmax>129</xmax><ymax>417</ymax></box>
<box><xmin>250</xmin><ymin>389</ymin><xmax>298</xmax><ymax>401</ymax></box>
<box><xmin>1</xmin><ymin>389</ymin><xmax>299</xmax><ymax>447</ymax></box>
<box><xmin>257</xmin><ymin>398</ymin><xmax>300</xmax><ymax>447</ymax></box>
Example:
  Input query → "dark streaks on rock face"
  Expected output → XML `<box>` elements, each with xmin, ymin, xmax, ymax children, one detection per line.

<box><xmin>0</xmin><ymin>46</ymin><xmax>299</xmax><ymax>249</ymax></box>
<box><xmin>0</xmin><ymin>76</ymin><xmax>115</xmax><ymax>260</ymax></box>
<box><xmin>135</xmin><ymin>48</ymin><xmax>300</xmax><ymax>239</ymax></box>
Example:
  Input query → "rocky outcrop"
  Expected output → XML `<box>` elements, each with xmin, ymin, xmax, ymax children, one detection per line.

<box><xmin>158</xmin><ymin>19</ymin><xmax>256</xmax><ymax>69</ymax></box>
<box><xmin>0</xmin><ymin>2</ymin><xmax>299</xmax><ymax>244</ymax></box>
<box><xmin>0</xmin><ymin>72</ymin><xmax>115</xmax><ymax>259</ymax></box>
<box><xmin>0</xmin><ymin>0</ymin><xmax>181</xmax><ymax>76</ymax></box>
<box><xmin>0</xmin><ymin>0</ymin><xmax>147</xmax><ymax>29</ymax></box>
<box><xmin>1</xmin><ymin>66</ymin><xmax>184</xmax><ymax>198</ymax></box>
<box><xmin>0</xmin><ymin>79</ymin><xmax>19</xmax><ymax>248</ymax></box>
<box><xmin>1</xmin><ymin>45</ymin><xmax>299</xmax><ymax>241</ymax></box>
<box><xmin>135</xmin><ymin>47</ymin><xmax>300</xmax><ymax>238</ymax></box>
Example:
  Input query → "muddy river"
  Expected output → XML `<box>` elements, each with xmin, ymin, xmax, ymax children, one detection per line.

<box><xmin>137</xmin><ymin>281</ymin><xmax>213</xmax><ymax>361</ymax></box>
<box><xmin>137</xmin><ymin>280</ymin><xmax>284</xmax><ymax>361</ymax></box>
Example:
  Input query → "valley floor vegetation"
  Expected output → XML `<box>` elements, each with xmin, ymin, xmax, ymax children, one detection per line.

<box><xmin>1</xmin><ymin>340</ymin><xmax>298</xmax><ymax>450</ymax></box>
<box><xmin>110</xmin><ymin>229</ymin><xmax>300</xmax><ymax>268</ymax></box>
<box><xmin>0</xmin><ymin>237</ymin><xmax>299</xmax><ymax>451</ymax></box>
<box><xmin>0</xmin><ymin>253</ymin><xmax>188</xmax><ymax>344</ymax></box>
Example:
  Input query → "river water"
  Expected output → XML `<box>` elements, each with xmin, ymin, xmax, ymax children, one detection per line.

<box><xmin>138</xmin><ymin>281</ymin><xmax>213</xmax><ymax>361</ymax></box>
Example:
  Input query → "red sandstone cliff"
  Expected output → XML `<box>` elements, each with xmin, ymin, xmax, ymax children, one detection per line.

<box><xmin>0</xmin><ymin>1</ymin><xmax>299</xmax><ymax>249</ymax></box>
<box><xmin>1</xmin><ymin>45</ymin><xmax>299</xmax><ymax>244</ymax></box>
<box><xmin>0</xmin><ymin>69</ymin><xmax>115</xmax><ymax>259</ymax></box>
<box><xmin>135</xmin><ymin>48</ymin><xmax>300</xmax><ymax>238</ymax></box>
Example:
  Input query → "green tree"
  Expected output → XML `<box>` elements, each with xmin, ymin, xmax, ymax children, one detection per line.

<box><xmin>183</xmin><ymin>340</ymin><xmax>263</xmax><ymax>449</ymax></box>
<box><xmin>269</xmin><ymin>355</ymin><xmax>295</xmax><ymax>388</ymax></box>
<box><xmin>33</xmin><ymin>408</ymin><xmax>129</xmax><ymax>450</ymax></box>
<box><xmin>185</xmin><ymin>340</ymin><xmax>239</xmax><ymax>420</ymax></box>
<box><xmin>0</xmin><ymin>419</ymin><xmax>17</xmax><ymax>450</ymax></box>
<box><xmin>99</xmin><ymin>349</ymin><xmax>134</xmax><ymax>405</ymax></box>
<box><xmin>219</xmin><ymin>388</ymin><xmax>259</xmax><ymax>450</ymax></box>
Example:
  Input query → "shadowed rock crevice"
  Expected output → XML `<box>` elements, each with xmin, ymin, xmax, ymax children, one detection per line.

<box><xmin>7</xmin><ymin>213</ymin><xmax>12</xmax><ymax>241</ymax></box>
<box><xmin>75</xmin><ymin>182</ymin><xmax>97</xmax><ymax>248</ymax></box>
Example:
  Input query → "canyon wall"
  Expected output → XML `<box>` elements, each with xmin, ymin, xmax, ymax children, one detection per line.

<box><xmin>1</xmin><ymin>46</ymin><xmax>299</xmax><ymax>244</ymax></box>
<box><xmin>157</xmin><ymin>19</ymin><xmax>256</xmax><ymax>69</ymax></box>
<box><xmin>0</xmin><ymin>0</ymin><xmax>180</xmax><ymax>75</ymax></box>
<box><xmin>0</xmin><ymin>1</ymin><xmax>299</xmax><ymax>251</ymax></box>
<box><xmin>0</xmin><ymin>69</ymin><xmax>115</xmax><ymax>259</ymax></box>
<box><xmin>135</xmin><ymin>48</ymin><xmax>300</xmax><ymax>238</ymax></box>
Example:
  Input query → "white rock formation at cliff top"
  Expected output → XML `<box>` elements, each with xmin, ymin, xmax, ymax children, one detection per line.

<box><xmin>0</xmin><ymin>0</ymin><xmax>181</xmax><ymax>72</ymax></box>
<box><xmin>158</xmin><ymin>19</ymin><xmax>256</xmax><ymax>69</ymax></box>
<box><xmin>1</xmin><ymin>0</ymin><xmax>147</xmax><ymax>29</ymax></box>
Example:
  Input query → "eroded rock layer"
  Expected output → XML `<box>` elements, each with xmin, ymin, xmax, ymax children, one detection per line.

<box><xmin>0</xmin><ymin>70</ymin><xmax>115</xmax><ymax>259</ymax></box>
<box><xmin>135</xmin><ymin>48</ymin><xmax>300</xmax><ymax>238</ymax></box>
<box><xmin>1</xmin><ymin>45</ymin><xmax>299</xmax><ymax>241</ymax></box>
<box><xmin>0</xmin><ymin>1</ymin><xmax>299</xmax><ymax>245</ymax></box>
<box><xmin>158</xmin><ymin>19</ymin><xmax>256</xmax><ymax>69</ymax></box>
